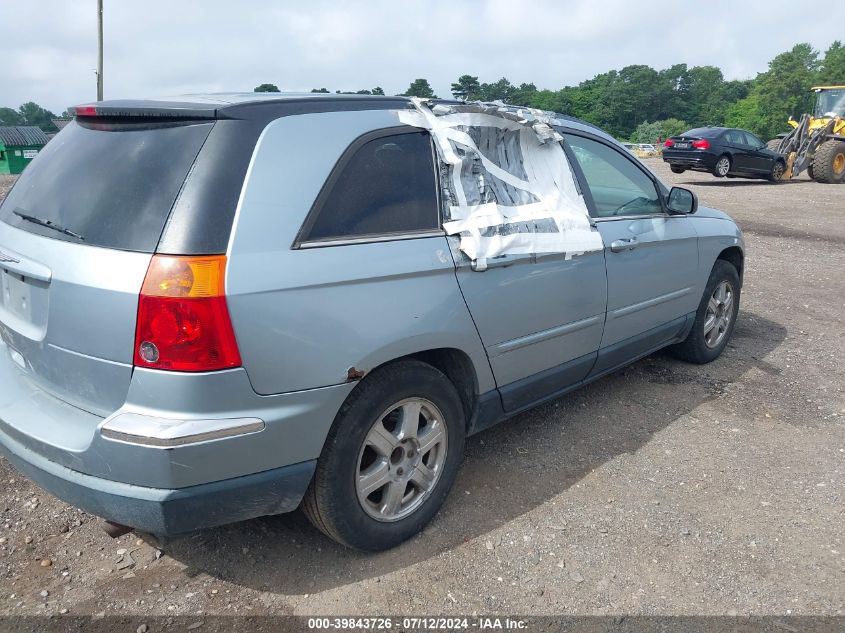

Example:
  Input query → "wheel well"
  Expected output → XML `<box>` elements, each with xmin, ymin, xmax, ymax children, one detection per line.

<box><xmin>717</xmin><ymin>246</ymin><xmax>744</xmax><ymax>281</ymax></box>
<box><xmin>408</xmin><ymin>348</ymin><xmax>478</xmax><ymax>426</ymax></box>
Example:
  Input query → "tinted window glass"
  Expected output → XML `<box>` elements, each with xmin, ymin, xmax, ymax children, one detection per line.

<box><xmin>565</xmin><ymin>135</ymin><xmax>662</xmax><ymax>218</ymax></box>
<box><xmin>723</xmin><ymin>130</ymin><xmax>745</xmax><ymax>145</ymax></box>
<box><xmin>0</xmin><ymin>119</ymin><xmax>213</xmax><ymax>252</ymax></box>
<box><xmin>303</xmin><ymin>132</ymin><xmax>438</xmax><ymax>242</ymax></box>
<box><xmin>743</xmin><ymin>131</ymin><xmax>763</xmax><ymax>147</ymax></box>
<box><xmin>683</xmin><ymin>128</ymin><xmax>722</xmax><ymax>138</ymax></box>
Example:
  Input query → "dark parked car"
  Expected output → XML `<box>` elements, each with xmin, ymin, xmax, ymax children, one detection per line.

<box><xmin>663</xmin><ymin>127</ymin><xmax>786</xmax><ymax>182</ymax></box>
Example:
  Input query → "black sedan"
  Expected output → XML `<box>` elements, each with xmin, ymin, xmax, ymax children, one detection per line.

<box><xmin>663</xmin><ymin>127</ymin><xmax>786</xmax><ymax>182</ymax></box>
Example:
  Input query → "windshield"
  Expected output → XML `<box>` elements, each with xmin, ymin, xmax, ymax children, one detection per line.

<box><xmin>0</xmin><ymin>119</ymin><xmax>213</xmax><ymax>252</ymax></box>
<box><xmin>814</xmin><ymin>89</ymin><xmax>845</xmax><ymax>117</ymax></box>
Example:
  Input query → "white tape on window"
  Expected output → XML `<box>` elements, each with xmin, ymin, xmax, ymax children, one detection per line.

<box><xmin>398</xmin><ymin>100</ymin><xmax>603</xmax><ymax>264</ymax></box>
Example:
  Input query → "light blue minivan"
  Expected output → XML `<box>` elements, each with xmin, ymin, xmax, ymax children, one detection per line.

<box><xmin>0</xmin><ymin>94</ymin><xmax>743</xmax><ymax>550</ymax></box>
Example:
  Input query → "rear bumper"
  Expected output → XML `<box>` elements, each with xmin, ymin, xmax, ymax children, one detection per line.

<box><xmin>0</xmin><ymin>338</ymin><xmax>354</xmax><ymax>533</ymax></box>
<box><xmin>0</xmin><ymin>424</ymin><xmax>316</xmax><ymax>535</ymax></box>
<box><xmin>663</xmin><ymin>152</ymin><xmax>716</xmax><ymax>169</ymax></box>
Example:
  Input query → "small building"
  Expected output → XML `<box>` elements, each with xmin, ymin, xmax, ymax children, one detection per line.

<box><xmin>0</xmin><ymin>126</ymin><xmax>51</xmax><ymax>175</ymax></box>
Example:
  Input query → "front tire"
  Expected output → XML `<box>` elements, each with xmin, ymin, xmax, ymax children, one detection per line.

<box><xmin>713</xmin><ymin>155</ymin><xmax>731</xmax><ymax>177</ymax></box>
<box><xmin>302</xmin><ymin>360</ymin><xmax>465</xmax><ymax>550</ymax></box>
<box><xmin>668</xmin><ymin>260</ymin><xmax>740</xmax><ymax>364</ymax></box>
<box><xmin>768</xmin><ymin>160</ymin><xmax>786</xmax><ymax>183</ymax></box>
<box><xmin>813</xmin><ymin>140</ymin><xmax>845</xmax><ymax>183</ymax></box>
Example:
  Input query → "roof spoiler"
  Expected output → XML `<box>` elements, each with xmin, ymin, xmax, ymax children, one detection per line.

<box><xmin>69</xmin><ymin>101</ymin><xmax>219</xmax><ymax>120</ymax></box>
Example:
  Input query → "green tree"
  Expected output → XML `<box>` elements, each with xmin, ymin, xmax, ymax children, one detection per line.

<box><xmin>451</xmin><ymin>75</ymin><xmax>481</xmax><ymax>100</ymax></box>
<box><xmin>310</xmin><ymin>88</ymin><xmax>330</xmax><ymax>93</ymax></box>
<box><xmin>818</xmin><ymin>40</ymin><xmax>845</xmax><ymax>84</ymax></box>
<box><xmin>17</xmin><ymin>102</ymin><xmax>58</xmax><ymax>133</ymax></box>
<box><xmin>631</xmin><ymin>118</ymin><xmax>688</xmax><ymax>143</ymax></box>
<box><xmin>510</xmin><ymin>83</ymin><xmax>538</xmax><ymax>106</ymax></box>
<box><xmin>750</xmin><ymin>43</ymin><xmax>821</xmax><ymax>139</ymax></box>
<box><xmin>0</xmin><ymin>107</ymin><xmax>23</xmax><ymax>126</ymax></box>
<box><xmin>254</xmin><ymin>83</ymin><xmax>280</xmax><ymax>92</ymax></box>
<box><xmin>724</xmin><ymin>94</ymin><xmax>765</xmax><ymax>136</ymax></box>
<box><xmin>403</xmin><ymin>78</ymin><xmax>437</xmax><ymax>98</ymax></box>
<box><xmin>371</xmin><ymin>87</ymin><xmax>385</xmax><ymax>95</ymax></box>
<box><xmin>479</xmin><ymin>77</ymin><xmax>515</xmax><ymax>102</ymax></box>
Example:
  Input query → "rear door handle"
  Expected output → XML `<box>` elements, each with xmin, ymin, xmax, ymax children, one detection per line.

<box><xmin>610</xmin><ymin>236</ymin><xmax>638</xmax><ymax>253</ymax></box>
<box><xmin>471</xmin><ymin>255</ymin><xmax>522</xmax><ymax>272</ymax></box>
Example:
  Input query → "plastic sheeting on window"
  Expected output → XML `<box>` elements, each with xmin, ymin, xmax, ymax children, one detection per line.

<box><xmin>398</xmin><ymin>100</ymin><xmax>603</xmax><ymax>268</ymax></box>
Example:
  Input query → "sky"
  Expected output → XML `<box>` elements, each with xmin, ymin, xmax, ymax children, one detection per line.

<box><xmin>0</xmin><ymin>0</ymin><xmax>842</xmax><ymax>114</ymax></box>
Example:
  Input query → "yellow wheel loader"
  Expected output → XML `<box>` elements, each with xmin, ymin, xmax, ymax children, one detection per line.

<box><xmin>767</xmin><ymin>86</ymin><xmax>845</xmax><ymax>183</ymax></box>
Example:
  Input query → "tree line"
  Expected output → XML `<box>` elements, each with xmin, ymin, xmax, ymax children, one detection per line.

<box><xmin>256</xmin><ymin>41</ymin><xmax>843</xmax><ymax>143</ymax></box>
<box><xmin>0</xmin><ymin>102</ymin><xmax>67</xmax><ymax>134</ymax></box>
<box><xmin>3</xmin><ymin>41</ymin><xmax>840</xmax><ymax>143</ymax></box>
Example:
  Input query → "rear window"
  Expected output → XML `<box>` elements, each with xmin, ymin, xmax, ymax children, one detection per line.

<box><xmin>0</xmin><ymin>119</ymin><xmax>213</xmax><ymax>252</ymax></box>
<box><xmin>681</xmin><ymin>128</ymin><xmax>722</xmax><ymax>138</ymax></box>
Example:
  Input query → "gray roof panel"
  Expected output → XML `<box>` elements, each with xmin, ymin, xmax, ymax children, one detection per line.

<box><xmin>0</xmin><ymin>126</ymin><xmax>50</xmax><ymax>147</ymax></box>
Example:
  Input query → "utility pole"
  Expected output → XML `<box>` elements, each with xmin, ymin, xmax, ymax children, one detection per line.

<box><xmin>96</xmin><ymin>0</ymin><xmax>103</xmax><ymax>101</ymax></box>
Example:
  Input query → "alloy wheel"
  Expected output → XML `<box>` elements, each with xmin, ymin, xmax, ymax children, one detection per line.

<box><xmin>716</xmin><ymin>157</ymin><xmax>730</xmax><ymax>176</ymax></box>
<box><xmin>704</xmin><ymin>280</ymin><xmax>734</xmax><ymax>348</ymax></box>
<box><xmin>355</xmin><ymin>398</ymin><xmax>448</xmax><ymax>522</ymax></box>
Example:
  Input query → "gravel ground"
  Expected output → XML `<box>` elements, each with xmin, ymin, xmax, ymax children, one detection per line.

<box><xmin>0</xmin><ymin>162</ymin><xmax>843</xmax><ymax>619</ymax></box>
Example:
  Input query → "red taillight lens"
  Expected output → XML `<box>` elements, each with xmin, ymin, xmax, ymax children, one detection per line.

<box><xmin>134</xmin><ymin>255</ymin><xmax>241</xmax><ymax>372</ymax></box>
<box><xmin>692</xmin><ymin>139</ymin><xmax>710</xmax><ymax>150</ymax></box>
<box><xmin>73</xmin><ymin>105</ymin><xmax>98</xmax><ymax>117</ymax></box>
<box><xmin>664</xmin><ymin>139</ymin><xmax>674</xmax><ymax>148</ymax></box>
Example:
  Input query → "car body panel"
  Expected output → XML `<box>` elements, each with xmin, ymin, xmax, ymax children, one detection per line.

<box><xmin>225</xmin><ymin>109</ymin><xmax>496</xmax><ymax>396</ymax></box>
<box><xmin>594</xmin><ymin>216</ymin><xmax>699</xmax><ymax>348</ymax></box>
<box><xmin>0</xmin><ymin>222</ymin><xmax>150</xmax><ymax>416</ymax></box>
<box><xmin>451</xmin><ymin>242</ymin><xmax>607</xmax><ymax>396</ymax></box>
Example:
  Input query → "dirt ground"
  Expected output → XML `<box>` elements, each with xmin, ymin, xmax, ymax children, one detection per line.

<box><xmin>0</xmin><ymin>162</ymin><xmax>843</xmax><ymax>620</ymax></box>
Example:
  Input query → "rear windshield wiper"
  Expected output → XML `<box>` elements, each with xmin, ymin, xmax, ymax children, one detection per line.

<box><xmin>13</xmin><ymin>209</ymin><xmax>85</xmax><ymax>241</ymax></box>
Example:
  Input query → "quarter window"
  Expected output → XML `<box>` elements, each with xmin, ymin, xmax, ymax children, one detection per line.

<box><xmin>301</xmin><ymin>131</ymin><xmax>439</xmax><ymax>242</ymax></box>
<box><xmin>565</xmin><ymin>135</ymin><xmax>663</xmax><ymax>218</ymax></box>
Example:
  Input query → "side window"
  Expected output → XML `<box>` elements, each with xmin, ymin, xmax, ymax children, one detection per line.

<box><xmin>565</xmin><ymin>135</ymin><xmax>663</xmax><ymax>218</ymax></box>
<box><xmin>300</xmin><ymin>131</ymin><xmax>439</xmax><ymax>243</ymax></box>
<box><xmin>743</xmin><ymin>131</ymin><xmax>762</xmax><ymax>148</ymax></box>
<box><xmin>724</xmin><ymin>130</ymin><xmax>744</xmax><ymax>145</ymax></box>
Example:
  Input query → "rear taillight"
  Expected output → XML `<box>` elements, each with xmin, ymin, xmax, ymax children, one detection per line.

<box><xmin>72</xmin><ymin>105</ymin><xmax>98</xmax><ymax>117</ymax></box>
<box><xmin>692</xmin><ymin>139</ymin><xmax>710</xmax><ymax>150</ymax></box>
<box><xmin>664</xmin><ymin>139</ymin><xmax>674</xmax><ymax>148</ymax></box>
<box><xmin>134</xmin><ymin>255</ymin><xmax>241</xmax><ymax>372</ymax></box>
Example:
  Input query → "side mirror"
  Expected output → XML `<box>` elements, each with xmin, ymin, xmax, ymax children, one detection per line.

<box><xmin>667</xmin><ymin>186</ymin><xmax>698</xmax><ymax>215</ymax></box>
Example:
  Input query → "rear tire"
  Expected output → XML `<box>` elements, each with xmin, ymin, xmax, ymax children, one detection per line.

<box><xmin>713</xmin><ymin>155</ymin><xmax>731</xmax><ymax>177</ymax></box>
<box><xmin>813</xmin><ymin>140</ymin><xmax>845</xmax><ymax>183</ymax></box>
<box><xmin>670</xmin><ymin>165</ymin><xmax>686</xmax><ymax>174</ymax></box>
<box><xmin>668</xmin><ymin>260</ymin><xmax>740</xmax><ymax>364</ymax></box>
<box><xmin>302</xmin><ymin>360</ymin><xmax>465</xmax><ymax>551</ymax></box>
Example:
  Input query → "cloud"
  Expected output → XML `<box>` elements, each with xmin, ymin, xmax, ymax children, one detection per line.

<box><xmin>0</xmin><ymin>0</ymin><xmax>841</xmax><ymax>113</ymax></box>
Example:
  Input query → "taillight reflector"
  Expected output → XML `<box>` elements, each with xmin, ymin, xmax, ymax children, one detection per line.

<box><xmin>692</xmin><ymin>139</ymin><xmax>711</xmax><ymax>149</ymax></box>
<box><xmin>664</xmin><ymin>139</ymin><xmax>674</xmax><ymax>148</ymax></box>
<box><xmin>134</xmin><ymin>255</ymin><xmax>241</xmax><ymax>372</ymax></box>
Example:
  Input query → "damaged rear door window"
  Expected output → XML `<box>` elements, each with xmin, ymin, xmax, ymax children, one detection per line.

<box><xmin>300</xmin><ymin>131</ymin><xmax>439</xmax><ymax>242</ymax></box>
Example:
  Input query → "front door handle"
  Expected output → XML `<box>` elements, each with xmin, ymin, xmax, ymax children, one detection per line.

<box><xmin>610</xmin><ymin>236</ymin><xmax>638</xmax><ymax>253</ymax></box>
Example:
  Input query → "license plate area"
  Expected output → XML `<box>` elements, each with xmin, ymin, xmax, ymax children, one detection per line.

<box><xmin>0</xmin><ymin>268</ymin><xmax>48</xmax><ymax>341</ymax></box>
<box><xmin>674</xmin><ymin>142</ymin><xmax>690</xmax><ymax>149</ymax></box>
